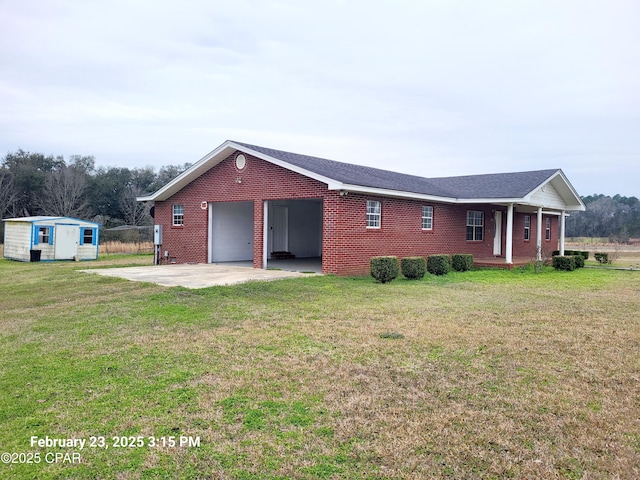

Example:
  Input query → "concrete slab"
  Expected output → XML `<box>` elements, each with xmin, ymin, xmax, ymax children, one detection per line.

<box><xmin>80</xmin><ymin>263</ymin><xmax>315</xmax><ymax>289</ymax></box>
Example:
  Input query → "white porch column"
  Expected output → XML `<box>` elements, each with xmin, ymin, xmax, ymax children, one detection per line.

<box><xmin>536</xmin><ymin>207</ymin><xmax>543</xmax><ymax>261</ymax></box>
<box><xmin>505</xmin><ymin>203</ymin><xmax>514</xmax><ymax>264</ymax></box>
<box><xmin>559</xmin><ymin>210</ymin><xmax>566</xmax><ymax>256</ymax></box>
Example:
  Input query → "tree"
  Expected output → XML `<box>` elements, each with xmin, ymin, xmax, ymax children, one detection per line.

<box><xmin>566</xmin><ymin>194</ymin><xmax>640</xmax><ymax>239</ymax></box>
<box><xmin>88</xmin><ymin>167</ymin><xmax>133</xmax><ymax>223</ymax></box>
<box><xmin>146</xmin><ymin>162</ymin><xmax>191</xmax><ymax>193</ymax></box>
<box><xmin>2</xmin><ymin>150</ymin><xmax>64</xmax><ymax>215</ymax></box>
<box><xmin>121</xmin><ymin>183</ymin><xmax>152</xmax><ymax>226</ymax></box>
<box><xmin>37</xmin><ymin>163</ymin><xmax>91</xmax><ymax>218</ymax></box>
<box><xmin>0</xmin><ymin>167</ymin><xmax>17</xmax><ymax>218</ymax></box>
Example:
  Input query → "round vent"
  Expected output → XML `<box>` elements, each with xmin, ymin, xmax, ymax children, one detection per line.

<box><xmin>235</xmin><ymin>154</ymin><xmax>246</xmax><ymax>170</ymax></box>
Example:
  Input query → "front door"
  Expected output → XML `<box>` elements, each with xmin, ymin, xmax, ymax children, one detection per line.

<box><xmin>493</xmin><ymin>211</ymin><xmax>502</xmax><ymax>256</ymax></box>
<box><xmin>54</xmin><ymin>224</ymin><xmax>79</xmax><ymax>260</ymax></box>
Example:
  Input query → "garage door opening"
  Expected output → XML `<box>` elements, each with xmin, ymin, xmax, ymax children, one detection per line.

<box><xmin>264</xmin><ymin>199</ymin><xmax>322</xmax><ymax>272</ymax></box>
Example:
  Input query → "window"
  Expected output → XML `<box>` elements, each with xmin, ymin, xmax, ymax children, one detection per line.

<box><xmin>545</xmin><ymin>217</ymin><xmax>551</xmax><ymax>240</ymax></box>
<box><xmin>36</xmin><ymin>226</ymin><xmax>52</xmax><ymax>245</ymax></box>
<box><xmin>366</xmin><ymin>200</ymin><xmax>381</xmax><ymax>228</ymax></box>
<box><xmin>172</xmin><ymin>204</ymin><xmax>184</xmax><ymax>226</ymax></box>
<box><xmin>466</xmin><ymin>211</ymin><xmax>484</xmax><ymax>241</ymax></box>
<box><xmin>81</xmin><ymin>227</ymin><xmax>96</xmax><ymax>246</ymax></box>
<box><xmin>524</xmin><ymin>215</ymin><xmax>531</xmax><ymax>241</ymax></box>
<box><xmin>421</xmin><ymin>206</ymin><xmax>433</xmax><ymax>230</ymax></box>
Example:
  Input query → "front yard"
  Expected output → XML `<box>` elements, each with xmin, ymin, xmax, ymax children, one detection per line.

<box><xmin>0</xmin><ymin>256</ymin><xmax>638</xmax><ymax>479</ymax></box>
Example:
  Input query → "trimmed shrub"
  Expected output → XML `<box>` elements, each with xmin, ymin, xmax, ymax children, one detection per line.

<box><xmin>552</xmin><ymin>255</ymin><xmax>576</xmax><ymax>271</ymax></box>
<box><xmin>594</xmin><ymin>252</ymin><xmax>609</xmax><ymax>264</ymax></box>
<box><xmin>573</xmin><ymin>254</ymin><xmax>585</xmax><ymax>268</ymax></box>
<box><xmin>451</xmin><ymin>254</ymin><xmax>474</xmax><ymax>272</ymax></box>
<box><xmin>553</xmin><ymin>249</ymin><xmax>589</xmax><ymax>260</ymax></box>
<box><xmin>427</xmin><ymin>254</ymin><xmax>451</xmax><ymax>276</ymax></box>
<box><xmin>401</xmin><ymin>257</ymin><xmax>426</xmax><ymax>280</ymax></box>
<box><xmin>370</xmin><ymin>256</ymin><xmax>399</xmax><ymax>283</ymax></box>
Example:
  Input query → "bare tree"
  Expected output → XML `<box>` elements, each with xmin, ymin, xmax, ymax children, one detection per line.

<box><xmin>120</xmin><ymin>183</ymin><xmax>151</xmax><ymax>226</ymax></box>
<box><xmin>37</xmin><ymin>164</ymin><xmax>91</xmax><ymax>218</ymax></box>
<box><xmin>0</xmin><ymin>168</ymin><xmax>18</xmax><ymax>218</ymax></box>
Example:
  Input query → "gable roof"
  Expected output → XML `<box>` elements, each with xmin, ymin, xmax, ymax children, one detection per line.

<box><xmin>138</xmin><ymin>140</ymin><xmax>585</xmax><ymax>211</ymax></box>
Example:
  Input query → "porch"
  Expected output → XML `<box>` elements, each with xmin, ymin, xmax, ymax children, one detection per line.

<box><xmin>473</xmin><ymin>257</ymin><xmax>535</xmax><ymax>269</ymax></box>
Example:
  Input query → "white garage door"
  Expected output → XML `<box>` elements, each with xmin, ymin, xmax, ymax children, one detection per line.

<box><xmin>209</xmin><ymin>202</ymin><xmax>254</xmax><ymax>262</ymax></box>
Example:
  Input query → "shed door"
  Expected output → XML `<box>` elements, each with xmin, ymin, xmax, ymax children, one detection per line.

<box><xmin>54</xmin><ymin>225</ymin><xmax>79</xmax><ymax>260</ymax></box>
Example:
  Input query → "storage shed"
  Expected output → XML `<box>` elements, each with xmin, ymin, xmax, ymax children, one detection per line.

<box><xmin>2</xmin><ymin>216</ymin><xmax>100</xmax><ymax>262</ymax></box>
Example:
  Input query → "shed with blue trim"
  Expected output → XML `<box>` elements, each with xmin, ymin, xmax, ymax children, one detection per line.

<box><xmin>2</xmin><ymin>216</ymin><xmax>100</xmax><ymax>262</ymax></box>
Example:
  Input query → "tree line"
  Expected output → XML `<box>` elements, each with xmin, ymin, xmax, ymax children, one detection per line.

<box><xmin>566</xmin><ymin>194</ymin><xmax>640</xmax><ymax>241</ymax></box>
<box><xmin>1</xmin><ymin>149</ymin><xmax>638</xmax><ymax>241</ymax></box>
<box><xmin>0</xmin><ymin>150</ymin><xmax>190</xmax><ymax>229</ymax></box>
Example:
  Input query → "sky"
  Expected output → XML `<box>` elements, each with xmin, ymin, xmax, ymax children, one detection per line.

<box><xmin>1</xmin><ymin>0</ymin><xmax>639</xmax><ymax>197</ymax></box>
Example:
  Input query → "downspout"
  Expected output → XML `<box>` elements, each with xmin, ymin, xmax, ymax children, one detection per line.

<box><xmin>505</xmin><ymin>203</ymin><xmax>514</xmax><ymax>264</ymax></box>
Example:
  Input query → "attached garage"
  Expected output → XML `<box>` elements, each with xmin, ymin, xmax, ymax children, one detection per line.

<box><xmin>2</xmin><ymin>216</ymin><xmax>100</xmax><ymax>262</ymax></box>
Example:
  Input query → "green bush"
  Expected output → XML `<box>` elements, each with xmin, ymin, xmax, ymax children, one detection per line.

<box><xmin>401</xmin><ymin>257</ymin><xmax>426</xmax><ymax>280</ymax></box>
<box><xmin>594</xmin><ymin>252</ymin><xmax>609</xmax><ymax>264</ymax></box>
<box><xmin>451</xmin><ymin>254</ymin><xmax>473</xmax><ymax>272</ymax></box>
<box><xmin>573</xmin><ymin>254</ymin><xmax>585</xmax><ymax>268</ymax></box>
<box><xmin>370</xmin><ymin>256</ymin><xmax>399</xmax><ymax>283</ymax></box>
<box><xmin>553</xmin><ymin>250</ymin><xmax>589</xmax><ymax>260</ymax></box>
<box><xmin>552</xmin><ymin>255</ymin><xmax>576</xmax><ymax>271</ymax></box>
<box><xmin>427</xmin><ymin>255</ymin><xmax>451</xmax><ymax>276</ymax></box>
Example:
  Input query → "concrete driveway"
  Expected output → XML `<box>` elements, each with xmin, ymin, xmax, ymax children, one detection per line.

<box><xmin>81</xmin><ymin>263</ymin><xmax>314</xmax><ymax>289</ymax></box>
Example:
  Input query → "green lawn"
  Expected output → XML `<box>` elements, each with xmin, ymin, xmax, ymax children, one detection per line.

<box><xmin>0</xmin><ymin>256</ymin><xmax>638</xmax><ymax>479</ymax></box>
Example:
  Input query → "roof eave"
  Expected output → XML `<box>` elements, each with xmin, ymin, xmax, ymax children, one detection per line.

<box><xmin>136</xmin><ymin>141</ymin><xmax>241</xmax><ymax>202</ymax></box>
<box><xmin>237</xmin><ymin>144</ymin><xmax>336</xmax><ymax>187</ymax></box>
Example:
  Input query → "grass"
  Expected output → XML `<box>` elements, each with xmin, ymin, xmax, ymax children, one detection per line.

<box><xmin>0</xmin><ymin>255</ymin><xmax>638</xmax><ymax>479</ymax></box>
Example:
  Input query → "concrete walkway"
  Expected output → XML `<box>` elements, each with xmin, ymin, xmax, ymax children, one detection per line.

<box><xmin>81</xmin><ymin>263</ymin><xmax>315</xmax><ymax>289</ymax></box>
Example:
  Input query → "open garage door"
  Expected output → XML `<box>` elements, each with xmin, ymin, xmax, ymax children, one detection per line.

<box><xmin>265</xmin><ymin>199</ymin><xmax>322</xmax><ymax>263</ymax></box>
<box><xmin>209</xmin><ymin>201</ymin><xmax>254</xmax><ymax>262</ymax></box>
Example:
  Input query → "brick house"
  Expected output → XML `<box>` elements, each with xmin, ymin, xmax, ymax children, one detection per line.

<box><xmin>137</xmin><ymin>140</ymin><xmax>585</xmax><ymax>275</ymax></box>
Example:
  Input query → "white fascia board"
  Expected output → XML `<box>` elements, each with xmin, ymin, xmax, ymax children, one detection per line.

<box><xmin>234</xmin><ymin>144</ymin><xmax>338</xmax><ymax>188</ymax></box>
<box><xmin>137</xmin><ymin>141</ymin><xmax>238</xmax><ymax>202</ymax></box>
<box><xmin>332</xmin><ymin>184</ymin><xmax>459</xmax><ymax>203</ymax></box>
<box><xmin>454</xmin><ymin>197</ymin><xmax>524</xmax><ymax>205</ymax></box>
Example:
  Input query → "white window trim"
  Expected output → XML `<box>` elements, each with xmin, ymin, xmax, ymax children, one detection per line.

<box><xmin>422</xmin><ymin>205</ymin><xmax>433</xmax><ymax>230</ymax></box>
<box><xmin>172</xmin><ymin>204</ymin><xmax>184</xmax><ymax>226</ymax></box>
<box><xmin>524</xmin><ymin>215</ymin><xmax>531</xmax><ymax>241</ymax></box>
<box><xmin>545</xmin><ymin>217</ymin><xmax>551</xmax><ymax>240</ymax></box>
<box><xmin>466</xmin><ymin>210</ymin><xmax>484</xmax><ymax>241</ymax></box>
<box><xmin>366</xmin><ymin>200</ymin><xmax>381</xmax><ymax>229</ymax></box>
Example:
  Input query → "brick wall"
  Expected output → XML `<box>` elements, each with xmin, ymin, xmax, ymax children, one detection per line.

<box><xmin>327</xmin><ymin>194</ymin><xmax>493</xmax><ymax>275</ymax></box>
<box><xmin>154</xmin><ymin>150</ymin><xmax>560</xmax><ymax>275</ymax></box>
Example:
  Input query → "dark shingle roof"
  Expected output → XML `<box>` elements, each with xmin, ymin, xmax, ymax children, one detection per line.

<box><xmin>233</xmin><ymin>141</ymin><xmax>559</xmax><ymax>199</ymax></box>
